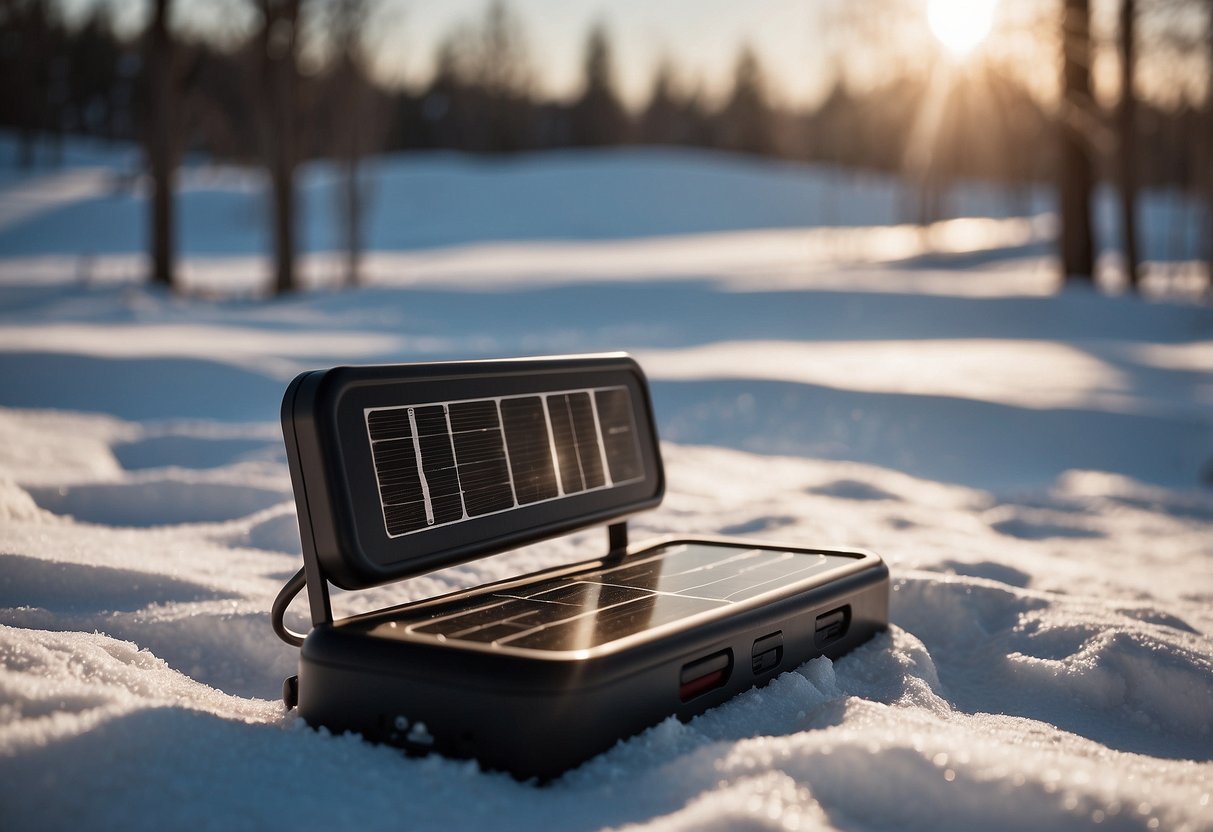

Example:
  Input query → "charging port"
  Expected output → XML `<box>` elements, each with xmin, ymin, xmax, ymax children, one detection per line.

<box><xmin>679</xmin><ymin>649</ymin><xmax>732</xmax><ymax>701</ymax></box>
<box><xmin>815</xmin><ymin>606</ymin><xmax>851</xmax><ymax>648</ymax></box>
<box><xmin>752</xmin><ymin>631</ymin><xmax>783</xmax><ymax>676</ymax></box>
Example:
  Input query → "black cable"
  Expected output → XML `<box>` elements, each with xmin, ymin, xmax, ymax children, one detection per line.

<box><xmin>272</xmin><ymin>567</ymin><xmax>308</xmax><ymax>647</ymax></box>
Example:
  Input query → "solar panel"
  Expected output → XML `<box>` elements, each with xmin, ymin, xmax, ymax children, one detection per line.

<box><xmin>359</xmin><ymin>542</ymin><xmax>859</xmax><ymax>652</ymax></box>
<box><xmin>282</xmin><ymin>355</ymin><xmax>664</xmax><ymax>588</ymax></box>
<box><xmin>365</xmin><ymin>386</ymin><xmax>645</xmax><ymax>539</ymax></box>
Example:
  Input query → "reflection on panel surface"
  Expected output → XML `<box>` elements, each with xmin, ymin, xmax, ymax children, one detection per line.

<box><xmin>360</xmin><ymin>543</ymin><xmax>859</xmax><ymax>652</ymax></box>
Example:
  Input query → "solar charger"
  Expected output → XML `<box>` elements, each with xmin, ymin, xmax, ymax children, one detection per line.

<box><xmin>273</xmin><ymin>353</ymin><xmax>888</xmax><ymax>779</ymax></box>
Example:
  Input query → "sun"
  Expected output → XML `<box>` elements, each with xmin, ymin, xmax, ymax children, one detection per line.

<box><xmin>927</xmin><ymin>0</ymin><xmax>998</xmax><ymax>56</ymax></box>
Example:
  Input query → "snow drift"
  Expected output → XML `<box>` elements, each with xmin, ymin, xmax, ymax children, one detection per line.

<box><xmin>1</xmin><ymin>142</ymin><xmax>1211</xmax><ymax>831</ymax></box>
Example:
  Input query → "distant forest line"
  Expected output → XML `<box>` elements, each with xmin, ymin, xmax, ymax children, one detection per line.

<box><xmin>0</xmin><ymin>0</ymin><xmax>1205</xmax><ymax>195</ymax></box>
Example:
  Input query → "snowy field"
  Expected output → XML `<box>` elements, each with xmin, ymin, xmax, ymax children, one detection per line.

<box><xmin>1</xmin><ymin>139</ymin><xmax>1211</xmax><ymax>830</ymax></box>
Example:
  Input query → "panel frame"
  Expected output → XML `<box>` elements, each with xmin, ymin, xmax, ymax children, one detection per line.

<box><xmin>281</xmin><ymin>354</ymin><xmax>664</xmax><ymax>591</ymax></box>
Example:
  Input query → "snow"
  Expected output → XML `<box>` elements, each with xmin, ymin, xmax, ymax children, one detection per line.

<box><xmin>1</xmin><ymin>139</ymin><xmax>1211</xmax><ymax>830</ymax></box>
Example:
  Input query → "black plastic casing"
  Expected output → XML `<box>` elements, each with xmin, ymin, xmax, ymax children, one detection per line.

<box><xmin>298</xmin><ymin>537</ymin><xmax>888</xmax><ymax>781</ymax></box>
<box><xmin>280</xmin><ymin>354</ymin><xmax>890</xmax><ymax>781</ymax></box>
<box><xmin>281</xmin><ymin>353</ymin><xmax>664</xmax><ymax>590</ymax></box>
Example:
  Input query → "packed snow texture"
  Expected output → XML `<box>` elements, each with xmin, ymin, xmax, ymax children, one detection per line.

<box><xmin>1</xmin><ymin>139</ymin><xmax>1211</xmax><ymax>831</ymax></box>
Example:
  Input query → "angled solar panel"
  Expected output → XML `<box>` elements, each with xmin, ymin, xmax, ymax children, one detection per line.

<box><xmin>365</xmin><ymin>386</ymin><xmax>645</xmax><ymax>539</ymax></box>
<box><xmin>281</xmin><ymin>355</ymin><xmax>663</xmax><ymax>589</ymax></box>
<box><xmin>279</xmin><ymin>354</ymin><xmax>889</xmax><ymax>782</ymax></box>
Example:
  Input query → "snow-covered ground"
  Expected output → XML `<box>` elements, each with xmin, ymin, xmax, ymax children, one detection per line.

<box><xmin>1</xmin><ymin>139</ymin><xmax>1211</xmax><ymax>830</ymax></box>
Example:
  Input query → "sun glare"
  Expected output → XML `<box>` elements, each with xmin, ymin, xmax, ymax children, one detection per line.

<box><xmin>927</xmin><ymin>0</ymin><xmax>998</xmax><ymax>56</ymax></box>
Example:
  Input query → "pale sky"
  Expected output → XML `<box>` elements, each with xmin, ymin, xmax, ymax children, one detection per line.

<box><xmin>366</xmin><ymin>0</ymin><xmax>833</xmax><ymax>108</ymax></box>
<box><xmin>56</xmin><ymin>0</ymin><xmax>1211</xmax><ymax>111</ymax></box>
<box><xmin>59</xmin><ymin>0</ymin><xmax>848</xmax><ymax>109</ymax></box>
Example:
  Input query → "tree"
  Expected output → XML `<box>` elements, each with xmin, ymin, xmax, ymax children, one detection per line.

<box><xmin>254</xmin><ymin>0</ymin><xmax>302</xmax><ymax>296</ymax></box>
<box><xmin>1206</xmin><ymin>0</ymin><xmax>1213</xmax><ymax>294</ymax></box>
<box><xmin>144</xmin><ymin>0</ymin><xmax>176</xmax><ymax>289</ymax></box>
<box><xmin>0</xmin><ymin>0</ymin><xmax>57</xmax><ymax>168</ymax></box>
<box><xmin>462</xmin><ymin>0</ymin><xmax>535</xmax><ymax>152</ymax></box>
<box><xmin>1058</xmin><ymin>0</ymin><xmax>1097</xmax><ymax>285</ymax></box>
<box><xmin>569</xmin><ymin>23</ymin><xmax>627</xmax><ymax>146</ymax></box>
<box><xmin>1119</xmin><ymin>0</ymin><xmax>1141</xmax><ymax>292</ymax></box>
<box><xmin>326</xmin><ymin>0</ymin><xmax>379</xmax><ymax>288</ymax></box>
<box><xmin>472</xmin><ymin>0</ymin><xmax>532</xmax><ymax>100</ymax></box>
<box><xmin>718</xmin><ymin>45</ymin><xmax>774</xmax><ymax>156</ymax></box>
<box><xmin>640</xmin><ymin>59</ymin><xmax>678</xmax><ymax>144</ymax></box>
<box><xmin>639</xmin><ymin>57</ymin><xmax>712</xmax><ymax>146</ymax></box>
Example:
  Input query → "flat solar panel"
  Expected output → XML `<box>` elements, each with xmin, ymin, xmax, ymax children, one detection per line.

<box><xmin>366</xmin><ymin>385</ymin><xmax>644</xmax><ymax>538</ymax></box>
<box><xmin>359</xmin><ymin>542</ymin><xmax>860</xmax><ymax>652</ymax></box>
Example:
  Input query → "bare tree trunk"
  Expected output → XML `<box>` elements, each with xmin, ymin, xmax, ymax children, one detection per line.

<box><xmin>337</xmin><ymin>53</ymin><xmax>365</xmax><ymax>288</ymax></box>
<box><xmin>342</xmin><ymin>150</ymin><xmax>362</xmax><ymax>287</ymax></box>
<box><xmin>330</xmin><ymin>0</ymin><xmax>373</xmax><ymax>289</ymax></box>
<box><xmin>1207</xmin><ymin>0</ymin><xmax>1213</xmax><ymax>295</ymax></box>
<box><xmin>1118</xmin><ymin>0</ymin><xmax>1140</xmax><ymax>293</ymax></box>
<box><xmin>146</xmin><ymin>0</ymin><xmax>175</xmax><ymax>289</ymax></box>
<box><xmin>259</xmin><ymin>0</ymin><xmax>301</xmax><ymax>296</ymax></box>
<box><xmin>270</xmin><ymin>106</ymin><xmax>296</xmax><ymax>296</ymax></box>
<box><xmin>1059</xmin><ymin>0</ymin><xmax>1096</xmax><ymax>285</ymax></box>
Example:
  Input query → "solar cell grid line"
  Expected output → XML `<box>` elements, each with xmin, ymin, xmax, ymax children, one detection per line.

<box><xmin>407</xmin><ymin>407</ymin><xmax>435</xmax><ymax>528</ymax></box>
<box><xmin>582</xmin><ymin>544</ymin><xmax>757</xmax><ymax>588</ymax></box>
<box><xmin>408</xmin><ymin>583</ymin><xmax>641</xmax><ymax>639</ymax></box>
<box><xmin>416</xmin><ymin>405</ymin><xmax>464</xmax><ymax>525</ymax></box>
<box><xmin>384</xmin><ymin>501</ymin><xmax>428</xmax><ymax>534</ymax></box>
<box><xmin>441</xmin><ymin>403</ymin><xmax>471</xmax><ymax>524</ymax></box>
<box><xmin>594</xmin><ymin>387</ymin><xmax>644</xmax><ymax>484</ymax></box>
<box><xmin>409</xmin><ymin>597</ymin><xmax>522</xmax><ymax>635</ymax></box>
<box><xmin>586</xmin><ymin>389</ymin><xmax>614</xmax><ymax>487</ymax></box>
<box><xmin>500</xmin><ymin>396</ymin><xmax>559</xmax><ymax>504</ymax></box>
<box><xmin>365</xmin><ymin>410</ymin><xmax>429</xmax><ymax>535</ymax></box>
<box><xmin>364</xmin><ymin>385</ymin><xmax>644</xmax><ymax>538</ymax></box>
<box><xmin>490</xmin><ymin>398</ymin><xmax>520</xmax><ymax>508</ymax></box>
<box><xmin>405</xmin><ymin>588</ymin><xmax>585</xmax><ymax>636</ymax></box>
<box><xmin>568</xmin><ymin>392</ymin><xmax>606</xmax><ymax>490</ymax></box>
<box><xmin>447</xmin><ymin>605</ymin><xmax>543</xmax><ymax>638</ymax></box>
<box><xmin>490</xmin><ymin>576</ymin><xmax>581</xmax><ymax>601</ymax></box>
<box><xmin>718</xmin><ymin>555</ymin><xmax>833</xmax><ymax>602</ymax></box>
<box><xmin>366</xmin><ymin>408</ymin><xmax>413</xmax><ymax>441</ymax></box>
<box><xmin>669</xmin><ymin>550</ymin><xmax>798</xmax><ymax>597</ymax></box>
<box><xmin>591</xmin><ymin>543</ymin><xmax>711</xmax><ymax>575</ymax></box>
<box><xmin>539</xmin><ymin>392</ymin><xmax>565</xmax><ymax>497</ymax></box>
<box><xmin>369</xmin><ymin>439</ymin><xmax>422</xmax><ymax>505</ymax></box>
<box><xmin>447</xmin><ymin>399</ymin><xmax>514</xmax><ymax>518</ymax></box>
<box><xmin>500</xmin><ymin>593</ymin><xmax>725</xmax><ymax>651</ymax></box>
<box><xmin>546</xmin><ymin>393</ymin><xmax>583</xmax><ymax>494</ymax></box>
<box><xmin>491</xmin><ymin>584</ymin><xmax>653</xmax><ymax>646</ymax></box>
<box><xmin>581</xmin><ymin>548</ymin><xmax>788</xmax><ymax>599</ymax></box>
<box><xmin>453</xmin><ymin>615</ymin><xmax>548</xmax><ymax>644</ymax></box>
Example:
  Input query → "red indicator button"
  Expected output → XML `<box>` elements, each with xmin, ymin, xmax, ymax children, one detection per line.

<box><xmin>679</xmin><ymin>649</ymin><xmax>732</xmax><ymax>701</ymax></box>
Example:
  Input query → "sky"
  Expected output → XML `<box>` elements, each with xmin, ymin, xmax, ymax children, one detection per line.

<box><xmin>56</xmin><ymin>0</ymin><xmax>1212</xmax><ymax>110</ymax></box>
<box><xmin>63</xmin><ymin>0</ymin><xmax>832</xmax><ymax>109</ymax></box>
<box><xmin>367</xmin><ymin>0</ymin><xmax>831</xmax><ymax>108</ymax></box>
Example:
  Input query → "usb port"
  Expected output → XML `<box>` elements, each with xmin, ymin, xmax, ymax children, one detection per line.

<box><xmin>752</xmin><ymin>631</ymin><xmax>783</xmax><ymax>676</ymax></box>
<box><xmin>679</xmin><ymin>649</ymin><xmax>732</xmax><ymax>701</ymax></box>
<box><xmin>815</xmin><ymin>606</ymin><xmax>850</xmax><ymax>648</ymax></box>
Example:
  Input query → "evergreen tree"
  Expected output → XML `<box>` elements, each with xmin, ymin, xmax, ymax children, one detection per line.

<box><xmin>569</xmin><ymin>23</ymin><xmax>627</xmax><ymax>146</ymax></box>
<box><xmin>640</xmin><ymin>58</ymin><xmax>681</xmax><ymax>145</ymax></box>
<box><xmin>718</xmin><ymin>45</ymin><xmax>773</xmax><ymax>156</ymax></box>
